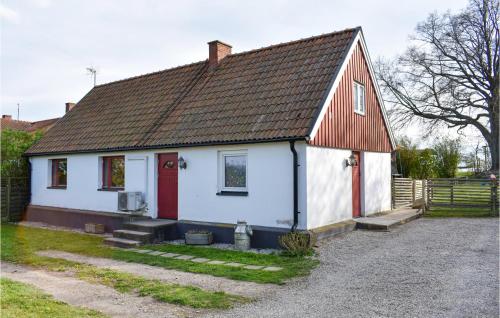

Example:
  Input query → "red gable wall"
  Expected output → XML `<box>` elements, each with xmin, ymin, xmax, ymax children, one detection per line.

<box><xmin>309</xmin><ymin>42</ymin><xmax>393</xmax><ymax>152</ymax></box>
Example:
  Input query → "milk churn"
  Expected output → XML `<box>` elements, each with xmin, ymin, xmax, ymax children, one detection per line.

<box><xmin>234</xmin><ymin>220</ymin><xmax>253</xmax><ymax>250</ymax></box>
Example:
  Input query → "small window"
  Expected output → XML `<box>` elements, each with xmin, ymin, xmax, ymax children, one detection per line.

<box><xmin>102</xmin><ymin>156</ymin><xmax>125</xmax><ymax>189</ymax></box>
<box><xmin>220</xmin><ymin>151</ymin><xmax>247</xmax><ymax>192</ymax></box>
<box><xmin>51</xmin><ymin>158</ymin><xmax>67</xmax><ymax>188</ymax></box>
<box><xmin>353</xmin><ymin>81</ymin><xmax>366</xmax><ymax>114</ymax></box>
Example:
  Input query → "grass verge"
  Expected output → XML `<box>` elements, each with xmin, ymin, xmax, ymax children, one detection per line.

<box><xmin>1</xmin><ymin>224</ymin><xmax>318</xmax><ymax>284</ymax></box>
<box><xmin>424</xmin><ymin>207</ymin><xmax>495</xmax><ymax>218</ymax></box>
<box><xmin>0</xmin><ymin>278</ymin><xmax>106</xmax><ymax>318</ymax></box>
<box><xmin>1</xmin><ymin>224</ymin><xmax>248</xmax><ymax>309</ymax></box>
<box><xmin>76</xmin><ymin>266</ymin><xmax>246</xmax><ymax>308</ymax></box>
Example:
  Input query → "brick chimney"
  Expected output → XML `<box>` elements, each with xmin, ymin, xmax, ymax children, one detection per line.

<box><xmin>65</xmin><ymin>102</ymin><xmax>76</xmax><ymax>113</ymax></box>
<box><xmin>2</xmin><ymin>115</ymin><xmax>12</xmax><ymax>120</ymax></box>
<box><xmin>208</xmin><ymin>40</ymin><xmax>232</xmax><ymax>69</ymax></box>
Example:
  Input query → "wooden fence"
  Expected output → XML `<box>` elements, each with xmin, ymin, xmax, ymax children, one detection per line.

<box><xmin>392</xmin><ymin>178</ymin><xmax>426</xmax><ymax>209</ymax></box>
<box><xmin>1</xmin><ymin>177</ymin><xmax>29</xmax><ymax>222</ymax></box>
<box><xmin>426</xmin><ymin>178</ymin><xmax>499</xmax><ymax>216</ymax></box>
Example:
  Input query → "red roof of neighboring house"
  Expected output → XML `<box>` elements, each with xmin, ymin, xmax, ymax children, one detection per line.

<box><xmin>27</xmin><ymin>118</ymin><xmax>60</xmax><ymax>132</ymax></box>
<box><xmin>27</xmin><ymin>28</ymin><xmax>360</xmax><ymax>155</ymax></box>
<box><xmin>1</xmin><ymin>116</ymin><xmax>60</xmax><ymax>133</ymax></box>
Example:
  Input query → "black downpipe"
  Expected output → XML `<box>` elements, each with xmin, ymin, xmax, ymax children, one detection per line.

<box><xmin>27</xmin><ymin>159</ymin><xmax>32</xmax><ymax>205</ymax></box>
<box><xmin>290</xmin><ymin>141</ymin><xmax>299</xmax><ymax>231</ymax></box>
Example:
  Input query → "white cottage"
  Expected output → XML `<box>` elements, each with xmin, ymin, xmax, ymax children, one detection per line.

<box><xmin>25</xmin><ymin>27</ymin><xmax>395</xmax><ymax>247</ymax></box>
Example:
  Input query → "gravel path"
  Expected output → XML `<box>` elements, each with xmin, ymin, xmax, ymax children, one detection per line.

<box><xmin>37</xmin><ymin>250</ymin><xmax>276</xmax><ymax>298</ymax></box>
<box><xmin>204</xmin><ymin>218</ymin><xmax>499</xmax><ymax>318</ymax></box>
<box><xmin>1</xmin><ymin>262</ymin><xmax>199</xmax><ymax>318</ymax></box>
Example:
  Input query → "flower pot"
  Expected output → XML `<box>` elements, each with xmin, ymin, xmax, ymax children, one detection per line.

<box><xmin>185</xmin><ymin>232</ymin><xmax>213</xmax><ymax>245</ymax></box>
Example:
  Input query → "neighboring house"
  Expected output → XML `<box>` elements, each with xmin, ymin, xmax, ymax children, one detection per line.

<box><xmin>25</xmin><ymin>27</ymin><xmax>395</xmax><ymax>247</ymax></box>
<box><xmin>1</xmin><ymin>103</ymin><xmax>75</xmax><ymax>133</ymax></box>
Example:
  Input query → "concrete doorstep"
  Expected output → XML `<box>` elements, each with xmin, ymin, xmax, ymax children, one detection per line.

<box><xmin>354</xmin><ymin>208</ymin><xmax>423</xmax><ymax>231</ymax></box>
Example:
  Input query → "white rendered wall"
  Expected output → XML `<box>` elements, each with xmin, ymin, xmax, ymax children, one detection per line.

<box><xmin>30</xmin><ymin>142</ymin><xmax>307</xmax><ymax>229</ymax></box>
<box><xmin>362</xmin><ymin>151</ymin><xmax>391</xmax><ymax>215</ymax></box>
<box><xmin>305</xmin><ymin>146</ymin><xmax>392</xmax><ymax>229</ymax></box>
<box><xmin>306</xmin><ymin>146</ymin><xmax>353</xmax><ymax>229</ymax></box>
<box><xmin>30</xmin><ymin>151</ymin><xmax>154</xmax><ymax>215</ymax></box>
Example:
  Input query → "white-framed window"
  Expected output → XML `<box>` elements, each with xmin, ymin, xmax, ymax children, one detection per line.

<box><xmin>353</xmin><ymin>81</ymin><xmax>366</xmax><ymax>114</ymax></box>
<box><xmin>219</xmin><ymin>150</ymin><xmax>248</xmax><ymax>192</ymax></box>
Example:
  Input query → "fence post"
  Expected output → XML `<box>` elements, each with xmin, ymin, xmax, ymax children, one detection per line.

<box><xmin>450</xmin><ymin>180</ymin><xmax>454</xmax><ymax>207</ymax></box>
<box><xmin>391</xmin><ymin>177</ymin><xmax>395</xmax><ymax>209</ymax></box>
<box><xmin>412</xmin><ymin>180</ymin><xmax>416</xmax><ymax>204</ymax></box>
<box><xmin>426</xmin><ymin>180</ymin><xmax>430</xmax><ymax>209</ymax></box>
<box><xmin>6</xmin><ymin>177</ymin><xmax>11</xmax><ymax>221</ymax></box>
<box><xmin>491</xmin><ymin>180</ymin><xmax>498</xmax><ymax>217</ymax></box>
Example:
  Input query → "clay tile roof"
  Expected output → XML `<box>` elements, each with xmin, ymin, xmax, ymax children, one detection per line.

<box><xmin>26</xmin><ymin>27</ymin><xmax>359</xmax><ymax>155</ymax></box>
<box><xmin>1</xmin><ymin>118</ymin><xmax>32</xmax><ymax>131</ymax></box>
<box><xmin>1</xmin><ymin>117</ymin><xmax>60</xmax><ymax>133</ymax></box>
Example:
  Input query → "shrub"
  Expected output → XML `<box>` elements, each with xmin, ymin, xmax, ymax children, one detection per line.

<box><xmin>279</xmin><ymin>231</ymin><xmax>315</xmax><ymax>257</ymax></box>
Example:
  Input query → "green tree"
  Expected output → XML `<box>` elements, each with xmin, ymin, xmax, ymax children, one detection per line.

<box><xmin>395</xmin><ymin>137</ymin><xmax>418</xmax><ymax>178</ymax></box>
<box><xmin>1</xmin><ymin>129</ymin><xmax>43</xmax><ymax>178</ymax></box>
<box><xmin>414</xmin><ymin>148</ymin><xmax>436</xmax><ymax>179</ymax></box>
<box><xmin>432</xmin><ymin>138</ymin><xmax>461</xmax><ymax>178</ymax></box>
<box><xmin>396</xmin><ymin>136</ymin><xmax>436</xmax><ymax>179</ymax></box>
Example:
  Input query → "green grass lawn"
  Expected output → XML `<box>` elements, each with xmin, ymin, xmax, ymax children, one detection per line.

<box><xmin>1</xmin><ymin>224</ymin><xmax>318</xmax><ymax>285</ymax></box>
<box><xmin>424</xmin><ymin>207</ymin><xmax>495</xmax><ymax>217</ymax></box>
<box><xmin>1</xmin><ymin>278</ymin><xmax>106</xmax><ymax>318</ymax></box>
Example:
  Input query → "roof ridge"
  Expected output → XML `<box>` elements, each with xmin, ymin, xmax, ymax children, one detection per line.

<box><xmin>93</xmin><ymin>27</ymin><xmax>360</xmax><ymax>89</ymax></box>
<box><xmin>229</xmin><ymin>27</ymin><xmax>361</xmax><ymax>58</ymax></box>
<box><xmin>31</xmin><ymin>117</ymin><xmax>60</xmax><ymax>124</ymax></box>
<box><xmin>94</xmin><ymin>60</ymin><xmax>207</xmax><ymax>88</ymax></box>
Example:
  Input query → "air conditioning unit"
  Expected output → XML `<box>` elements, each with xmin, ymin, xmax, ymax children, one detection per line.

<box><xmin>118</xmin><ymin>191</ymin><xmax>144</xmax><ymax>212</ymax></box>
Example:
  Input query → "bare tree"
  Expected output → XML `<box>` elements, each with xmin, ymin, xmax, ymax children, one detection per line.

<box><xmin>376</xmin><ymin>0</ymin><xmax>499</xmax><ymax>171</ymax></box>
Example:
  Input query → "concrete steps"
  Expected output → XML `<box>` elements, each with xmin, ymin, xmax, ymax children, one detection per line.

<box><xmin>113</xmin><ymin>229</ymin><xmax>153</xmax><ymax>244</ymax></box>
<box><xmin>123</xmin><ymin>219</ymin><xmax>177</xmax><ymax>242</ymax></box>
<box><xmin>355</xmin><ymin>208</ymin><xmax>423</xmax><ymax>231</ymax></box>
<box><xmin>104</xmin><ymin>219</ymin><xmax>178</xmax><ymax>248</ymax></box>
<box><xmin>103</xmin><ymin>237</ymin><xmax>142</xmax><ymax>248</ymax></box>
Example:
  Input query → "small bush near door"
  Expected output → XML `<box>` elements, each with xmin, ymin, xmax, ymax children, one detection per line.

<box><xmin>279</xmin><ymin>231</ymin><xmax>316</xmax><ymax>257</ymax></box>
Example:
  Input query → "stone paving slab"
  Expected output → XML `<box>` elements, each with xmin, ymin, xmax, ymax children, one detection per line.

<box><xmin>262</xmin><ymin>266</ymin><xmax>283</xmax><ymax>272</ymax></box>
<box><xmin>225</xmin><ymin>262</ymin><xmax>244</xmax><ymax>267</ymax></box>
<box><xmin>131</xmin><ymin>249</ymin><xmax>283</xmax><ymax>271</ymax></box>
<box><xmin>175</xmin><ymin>255</ymin><xmax>195</xmax><ymax>260</ymax></box>
<box><xmin>135</xmin><ymin>249</ymin><xmax>153</xmax><ymax>254</ymax></box>
<box><xmin>148</xmin><ymin>251</ymin><xmax>165</xmax><ymax>256</ymax></box>
<box><xmin>244</xmin><ymin>265</ymin><xmax>265</xmax><ymax>270</ymax></box>
<box><xmin>160</xmin><ymin>253</ymin><xmax>181</xmax><ymax>258</ymax></box>
<box><xmin>191</xmin><ymin>258</ymin><xmax>210</xmax><ymax>263</ymax></box>
<box><xmin>207</xmin><ymin>260</ymin><xmax>226</xmax><ymax>265</ymax></box>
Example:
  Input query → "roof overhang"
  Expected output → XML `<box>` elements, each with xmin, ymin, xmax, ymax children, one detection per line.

<box><xmin>24</xmin><ymin>136</ymin><xmax>307</xmax><ymax>157</ymax></box>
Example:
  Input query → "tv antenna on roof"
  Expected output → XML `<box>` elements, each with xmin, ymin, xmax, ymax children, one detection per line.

<box><xmin>86</xmin><ymin>66</ymin><xmax>97</xmax><ymax>86</ymax></box>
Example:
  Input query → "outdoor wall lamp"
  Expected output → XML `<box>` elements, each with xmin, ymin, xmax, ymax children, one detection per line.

<box><xmin>345</xmin><ymin>154</ymin><xmax>358</xmax><ymax>167</ymax></box>
<box><xmin>178</xmin><ymin>156</ymin><xmax>187</xmax><ymax>169</ymax></box>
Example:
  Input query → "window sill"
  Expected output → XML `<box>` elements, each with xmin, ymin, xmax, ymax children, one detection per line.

<box><xmin>216</xmin><ymin>191</ymin><xmax>248</xmax><ymax>196</ymax></box>
<box><xmin>98</xmin><ymin>188</ymin><xmax>124</xmax><ymax>192</ymax></box>
<box><xmin>47</xmin><ymin>186</ymin><xmax>66</xmax><ymax>190</ymax></box>
<box><xmin>354</xmin><ymin>110</ymin><xmax>365</xmax><ymax>116</ymax></box>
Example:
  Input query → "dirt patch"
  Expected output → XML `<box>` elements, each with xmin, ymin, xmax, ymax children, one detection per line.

<box><xmin>37</xmin><ymin>250</ymin><xmax>278</xmax><ymax>298</ymax></box>
<box><xmin>1</xmin><ymin>262</ymin><xmax>200</xmax><ymax>318</ymax></box>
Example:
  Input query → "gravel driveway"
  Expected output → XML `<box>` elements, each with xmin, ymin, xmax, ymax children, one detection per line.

<box><xmin>205</xmin><ymin>218</ymin><xmax>499</xmax><ymax>318</ymax></box>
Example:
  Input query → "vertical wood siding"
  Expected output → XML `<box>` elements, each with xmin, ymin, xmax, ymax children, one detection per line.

<box><xmin>310</xmin><ymin>43</ymin><xmax>393</xmax><ymax>152</ymax></box>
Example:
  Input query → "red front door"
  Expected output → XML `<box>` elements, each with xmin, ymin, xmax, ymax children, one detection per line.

<box><xmin>352</xmin><ymin>151</ymin><xmax>361</xmax><ymax>218</ymax></box>
<box><xmin>158</xmin><ymin>153</ymin><xmax>178</xmax><ymax>219</ymax></box>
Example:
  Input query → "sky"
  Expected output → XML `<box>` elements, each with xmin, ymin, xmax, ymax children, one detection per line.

<box><xmin>1</xmin><ymin>0</ymin><xmax>474</xmax><ymax>145</ymax></box>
